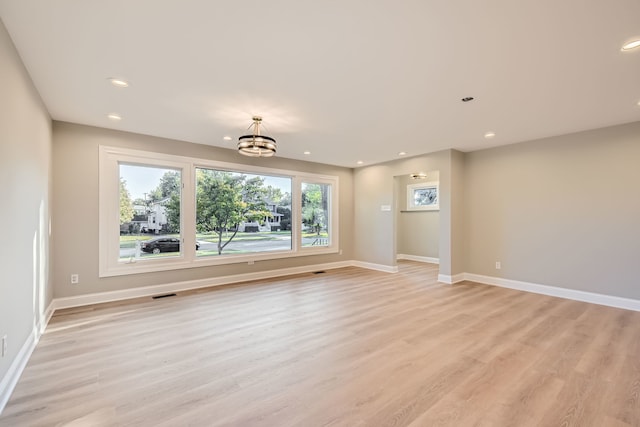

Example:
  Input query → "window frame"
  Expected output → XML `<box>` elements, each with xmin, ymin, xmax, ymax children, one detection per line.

<box><xmin>406</xmin><ymin>181</ymin><xmax>439</xmax><ymax>211</ymax></box>
<box><xmin>99</xmin><ymin>146</ymin><xmax>339</xmax><ymax>277</ymax></box>
<box><xmin>300</xmin><ymin>179</ymin><xmax>335</xmax><ymax>248</ymax></box>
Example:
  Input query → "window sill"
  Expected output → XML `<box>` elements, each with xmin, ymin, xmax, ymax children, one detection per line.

<box><xmin>99</xmin><ymin>247</ymin><xmax>339</xmax><ymax>277</ymax></box>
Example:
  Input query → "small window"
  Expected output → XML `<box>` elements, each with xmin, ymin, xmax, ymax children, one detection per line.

<box><xmin>407</xmin><ymin>181</ymin><xmax>439</xmax><ymax>211</ymax></box>
<box><xmin>301</xmin><ymin>182</ymin><xmax>331</xmax><ymax>247</ymax></box>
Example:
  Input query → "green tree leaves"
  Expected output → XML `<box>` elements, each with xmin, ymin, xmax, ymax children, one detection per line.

<box><xmin>148</xmin><ymin>170</ymin><xmax>182</xmax><ymax>233</ymax></box>
<box><xmin>156</xmin><ymin>171</ymin><xmax>181</xmax><ymax>199</ymax></box>
<box><xmin>302</xmin><ymin>183</ymin><xmax>328</xmax><ymax>235</ymax></box>
<box><xmin>119</xmin><ymin>178</ymin><xmax>134</xmax><ymax>225</ymax></box>
<box><xmin>195</xmin><ymin>169</ymin><xmax>272</xmax><ymax>254</ymax></box>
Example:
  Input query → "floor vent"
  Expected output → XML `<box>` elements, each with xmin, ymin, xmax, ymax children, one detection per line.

<box><xmin>152</xmin><ymin>293</ymin><xmax>177</xmax><ymax>299</ymax></box>
<box><xmin>313</xmin><ymin>271</ymin><xmax>326</xmax><ymax>274</ymax></box>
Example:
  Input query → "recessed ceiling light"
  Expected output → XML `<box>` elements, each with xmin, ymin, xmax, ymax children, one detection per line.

<box><xmin>398</xmin><ymin>151</ymin><xmax>407</xmax><ymax>156</ymax></box>
<box><xmin>484</xmin><ymin>131</ymin><xmax>496</xmax><ymax>139</ymax></box>
<box><xmin>637</xmin><ymin>99</ymin><xmax>640</xmax><ymax>106</ymax></box>
<box><xmin>108</xmin><ymin>78</ymin><xmax>129</xmax><ymax>88</ymax></box>
<box><xmin>461</xmin><ymin>97</ymin><xmax>474</xmax><ymax>102</ymax></box>
<box><xmin>356</xmin><ymin>161</ymin><xmax>363</xmax><ymax>165</ymax></box>
<box><xmin>303</xmin><ymin>151</ymin><xmax>311</xmax><ymax>155</ymax></box>
<box><xmin>107</xmin><ymin>113</ymin><xmax>122</xmax><ymax>121</ymax></box>
<box><xmin>621</xmin><ymin>39</ymin><xmax>640</xmax><ymax>51</ymax></box>
<box><xmin>223</xmin><ymin>136</ymin><xmax>232</xmax><ymax>141</ymax></box>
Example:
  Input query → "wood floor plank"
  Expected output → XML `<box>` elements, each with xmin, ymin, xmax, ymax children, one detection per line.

<box><xmin>605</xmin><ymin>353</ymin><xmax>640</xmax><ymax>426</ymax></box>
<box><xmin>1</xmin><ymin>261</ymin><xmax>639</xmax><ymax>426</ymax></box>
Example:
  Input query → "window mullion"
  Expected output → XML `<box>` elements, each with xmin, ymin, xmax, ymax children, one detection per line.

<box><xmin>291</xmin><ymin>176</ymin><xmax>302</xmax><ymax>252</ymax></box>
<box><xmin>181</xmin><ymin>164</ymin><xmax>196</xmax><ymax>261</ymax></box>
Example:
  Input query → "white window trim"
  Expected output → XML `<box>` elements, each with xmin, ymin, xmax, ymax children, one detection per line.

<box><xmin>99</xmin><ymin>146</ymin><xmax>339</xmax><ymax>277</ymax></box>
<box><xmin>299</xmin><ymin>178</ymin><xmax>338</xmax><ymax>248</ymax></box>
<box><xmin>406</xmin><ymin>181</ymin><xmax>439</xmax><ymax>211</ymax></box>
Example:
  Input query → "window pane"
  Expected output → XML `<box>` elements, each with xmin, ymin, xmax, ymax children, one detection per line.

<box><xmin>195</xmin><ymin>168</ymin><xmax>292</xmax><ymax>257</ymax></box>
<box><xmin>119</xmin><ymin>164</ymin><xmax>182</xmax><ymax>261</ymax></box>
<box><xmin>302</xmin><ymin>182</ymin><xmax>330</xmax><ymax>247</ymax></box>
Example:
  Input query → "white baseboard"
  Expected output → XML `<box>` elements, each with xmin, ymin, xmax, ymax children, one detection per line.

<box><xmin>56</xmin><ymin>263</ymin><xmax>640</xmax><ymax>312</ymax></box>
<box><xmin>465</xmin><ymin>273</ymin><xmax>640</xmax><ymax>312</ymax></box>
<box><xmin>53</xmin><ymin>261</ymin><xmax>354</xmax><ymax>310</ymax></box>
<box><xmin>54</xmin><ymin>260</ymin><xmax>397</xmax><ymax>311</ymax></box>
<box><xmin>351</xmin><ymin>261</ymin><xmax>398</xmax><ymax>274</ymax></box>
<box><xmin>0</xmin><ymin>300</ymin><xmax>54</xmax><ymax>415</ymax></box>
<box><xmin>40</xmin><ymin>302</ymin><xmax>55</xmax><ymax>335</ymax></box>
<box><xmin>397</xmin><ymin>254</ymin><xmax>439</xmax><ymax>264</ymax></box>
<box><xmin>0</xmin><ymin>330</ymin><xmax>34</xmax><ymax>415</ymax></box>
<box><xmin>437</xmin><ymin>273</ymin><xmax>466</xmax><ymax>285</ymax></box>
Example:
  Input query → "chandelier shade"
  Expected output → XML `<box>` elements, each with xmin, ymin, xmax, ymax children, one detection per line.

<box><xmin>238</xmin><ymin>116</ymin><xmax>276</xmax><ymax>157</ymax></box>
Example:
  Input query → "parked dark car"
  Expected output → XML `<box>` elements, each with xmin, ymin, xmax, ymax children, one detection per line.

<box><xmin>140</xmin><ymin>237</ymin><xmax>200</xmax><ymax>254</ymax></box>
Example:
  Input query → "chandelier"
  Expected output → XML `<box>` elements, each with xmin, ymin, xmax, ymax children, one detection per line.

<box><xmin>237</xmin><ymin>116</ymin><xmax>277</xmax><ymax>157</ymax></box>
<box><xmin>409</xmin><ymin>173</ymin><xmax>427</xmax><ymax>179</ymax></box>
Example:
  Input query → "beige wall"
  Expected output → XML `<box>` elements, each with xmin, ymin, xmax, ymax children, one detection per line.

<box><xmin>464</xmin><ymin>121</ymin><xmax>640</xmax><ymax>299</ymax></box>
<box><xmin>354</xmin><ymin>163</ymin><xmax>396</xmax><ymax>266</ymax></box>
<box><xmin>395</xmin><ymin>173</ymin><xmax>440</xmax><ymax>259</ymax></box>
<box><xmin>52</xmin><ymin>122</ymin><xmax>354</xmax><ymax>298</ymax></box>
<box><xmin>0</xmin><ymin>18</ymin><xmax>52</xmax><ymax>388</ymax></box>
<box><xmin>450</xmin><ymin>149</ymin><xmax>465</xmax><ymax>275</ymax></box>
<box><xmin>50</xmin><ymin>109</ymin><xmax>640</xmax><ymax>305</ymax></box>
<box><xmin>353</xmin><ymin>150</ymin><xmax>465</xmax><ymax>276</ymax></box>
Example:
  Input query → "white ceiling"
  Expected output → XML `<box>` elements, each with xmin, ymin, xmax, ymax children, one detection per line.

<box><xmin>1</xmin><ymin>1</ymin><xmax>639</xmax><ymax>168</ymax></box>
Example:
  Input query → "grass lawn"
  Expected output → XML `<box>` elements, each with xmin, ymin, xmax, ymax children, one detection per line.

<box><xmin>302</xmin><ymin>231</ymin><xmax>329</xmax><ymax>238</ymax></box>
<box><xmin>119</xmin><ymin>234</ymin><xmax>155</xmax><ymax>249</ymax></box>
<box><xmin>196</xmin><ymin>249</ymin><xmax>248</xmax><ymax>256</ymax></box>
<box><xmin>120</xmin><ymin>235</ymin><xmax>156</xmax><ymax>242</ymax></box>
<box><xmin>197</xmin><ymin>231</ymin><xmax>291</xmax><ymax>242</ymax></box>
<box><xmin>119</xmin><ymin>231</ymin><xmax>293</xmax><ymax>248</ymax></box>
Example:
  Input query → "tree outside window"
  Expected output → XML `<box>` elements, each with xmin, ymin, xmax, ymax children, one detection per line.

<box><xmin>302</xmin><ymin>182</ymin><xmax>330</xmax><ymax>247</ymax></box>
<box><xmin>194</xmin><ymin>169</ymin><xmax>275</xmax><ymax>255</ymax></box>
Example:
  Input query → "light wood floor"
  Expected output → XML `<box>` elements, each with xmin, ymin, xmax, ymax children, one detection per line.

<box><xmin>2</xmin><ymin>261</ymin><xmax>639</xmax><ymax>426</ymax></box>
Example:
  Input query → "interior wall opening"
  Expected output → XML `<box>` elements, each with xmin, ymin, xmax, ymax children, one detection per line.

<box><xmin>393</xmin><ymin>171</ymin><xmax>441</xmax><ymax>270</ymax></box>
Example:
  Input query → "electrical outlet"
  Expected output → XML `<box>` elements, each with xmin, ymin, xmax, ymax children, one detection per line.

<box><xmin>1</xmin><ymin>335</ymin><xmax>7</xmax><ymax>357</ymax></box>
<box><xmin>339</xmin><ymin>249</ymin><xmax>343</xmax><ymax>255</ymax></box>
<box><xmin>71</xmin><ymin>274</ymin><xmax>79</xmax><ymax>284</ymax></box>
<box><xmin>495</xmin><ymin>261</ymin><xmax>501</xmax><ymax>270</ymax></box>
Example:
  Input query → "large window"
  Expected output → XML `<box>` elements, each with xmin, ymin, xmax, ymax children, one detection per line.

<box><xmin>99</xmin><ymin>146</ymin><xmax>339</xmax><ymax>277</ymax></box>
<box><xmin>195</xmin><ymin>168</ymin><xmax>292</xmax><ymax>257</ymax></box>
